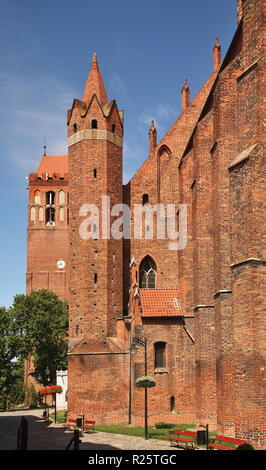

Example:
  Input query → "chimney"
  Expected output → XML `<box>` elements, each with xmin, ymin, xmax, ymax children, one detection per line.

<box><xmin>181</xmin><ymin>78</ymin><xmax>190</xmax><ymax>113</ymax></box>
<box><xmin>213</xmin><ymin>37</ymin><xmax>221</xmax><ymax>71</ymax></box>
<box><xmin>149</xmin><ymin>120</ymin><xmax>157</xmax><ymax>155</ymax></box>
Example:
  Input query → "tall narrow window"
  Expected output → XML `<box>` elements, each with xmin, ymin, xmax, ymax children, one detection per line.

<box><xmin>39</xmin><ymin>207</ymin><xmax>44</xmax><ymax>221</ymax></box>
<box><xmin>30</xmin><ymin>207</ymin><xmax>36</xmax><ymax>221</ymax></box>
<box><xmin>58</xmin><ymin>190</ymin><xmax>65</xmax><ymax>204</ymax></box>
<box><xmin>154</xmin><ymin>342</ymin><xmax>166</xmax><ymax>369</ymax></box>
<box><xmin>94</xmin><ymin>169</ymin><xmax>97</xmax><ymax>179</ymax></box>
<box><xmin>142</xmin><ymin>194</ymin><xmax>149</xmax><ymax>205</ymax></box>
<box><xmin>170</xmin><ymin>396</ymin><xmax>175</xmax><ymax>413</ymax></box>
<box><xmin>46</xmin><ymin>207</ymin><xmax>55</xmax><ymax>225</ymax></box>
<box><xmin>94</xmin><ymin>273</ymin><xmax>97</xmax><ymax>287</ymax></box>
<box><xmin>46</xmin><ymin>191</ymin><xmax>55</xmax><ymax>205</ymax></box>
<box><xmin>92</xmin><ymin>119</ymin><xmax>98</xmax><ymax>129</ymax></box>
<box><xmin>59</xmin><ymin>207</ymin><xmax>64</xmax><ymax>221</ymax></box>
<box><xmin>112</xmin><ymin>124</ymin><xmax>116</xmax><ymax>133</ymax></box>
<box><xmin>139</xmin><ymin>256</ymin><xmax>156</xmax><ymax>289</ymax></box>
<box><xmin>34</xmin><ymin>190</ymin><xmax>41</xmax><ymax>204</ymax></box>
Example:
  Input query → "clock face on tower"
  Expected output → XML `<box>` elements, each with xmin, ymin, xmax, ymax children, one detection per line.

<box><xmin>57</xmin><ymin>259</ymin><xmax>65</xmax><ymax>270</ymax></box>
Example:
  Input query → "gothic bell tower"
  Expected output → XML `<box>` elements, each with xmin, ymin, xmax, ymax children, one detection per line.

<box><xmin>67</xmin><ymin>53</ymin><xmax>124</xmax><ymax>344</ymax></box>
<box><xmin>67</xmin><ymin>54</ymin><xmax>128</xmax><ymax>422</ymax></box>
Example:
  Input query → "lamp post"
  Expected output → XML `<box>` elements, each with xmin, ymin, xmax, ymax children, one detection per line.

<box><xmin>54</xmin><ymin>367</ymin><xmax>57</xmax><ymax>424</ymax></box>
<box><xmin>131</xmin><ymin>336</ymin><xmax>149</xmax><ymax>440</ymax></box>
<box><xmin>44</xmin><ymin>367</ymin><xmax>50</xmax><ymax>420</ymax></box>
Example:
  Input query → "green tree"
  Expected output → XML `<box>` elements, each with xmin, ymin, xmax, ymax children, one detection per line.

<box><xmin>0</xmin><ymin>306</ymin><xmax>18</xmax><ymax>410</ymax></box>
<box><xmin>10</xmin><ymin>289</ymin><xmax>68</xmax><ymax>385</ymax></box>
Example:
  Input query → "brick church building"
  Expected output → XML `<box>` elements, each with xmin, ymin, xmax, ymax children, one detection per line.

<box><xmin>26</xmin><ymin>0</ymin><xmax>265</xmax><ymax>448</ymax></box>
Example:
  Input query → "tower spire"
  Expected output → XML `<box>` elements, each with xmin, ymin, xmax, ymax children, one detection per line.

<box><xmin>213</xmin><ymin>36</ymin><xmax>221</xmax><ymax>71</ymax></box>
<box><xmin>237</xmin><ymin>0</ymin><xmax>243</xmax><ymax>24</ymax></box>
<box><xmin>181</xmin><ymin>78</ymin><xmax>190</xmax><ymax>113</ymax></box>
<box><xmin>82</xmin><ymin>52</ymin><xmax>108</xmax><ymax>106</ymax></box>
<box><xmin>149</xmin><ymin>120</ymin><xmax>157</xmax><ymax>155</ymax></box>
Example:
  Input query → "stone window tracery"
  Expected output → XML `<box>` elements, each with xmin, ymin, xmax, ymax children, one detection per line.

<box><xmin>139</xmin><ymin>256</ymin><xmax>156</xmax><ymax>289</ymax></box>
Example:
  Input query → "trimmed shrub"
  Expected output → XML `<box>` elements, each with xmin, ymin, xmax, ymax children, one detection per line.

<box><xmin>236</xmin><ymin>443</ymin><xmax>255</xmax><ymax>450</ymax></box>
<box><xmin>155</xmin><ymin>422</ymin><xmax>176</xmax><ymax>429</ymax></box>
<box><xmin>136</xmin><ymin>376</ymin><xmax>155</xmax><ymax>388</ymax></box>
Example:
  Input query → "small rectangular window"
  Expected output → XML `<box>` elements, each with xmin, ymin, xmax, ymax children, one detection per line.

<box><xmin>142</xmin><ymin>194</ymin><xmax>149</xmax><ymax>205</ymax></box>
<box><xmin>94</xmin><ymin>169</ymin><xmax>97</xmax><ymax>179</ymax></box>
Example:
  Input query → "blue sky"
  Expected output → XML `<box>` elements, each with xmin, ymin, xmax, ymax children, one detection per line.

<box><xmin>0</xmin><ymin>0</ymin><xmax>237</xmax><ymax>309</ymax></box>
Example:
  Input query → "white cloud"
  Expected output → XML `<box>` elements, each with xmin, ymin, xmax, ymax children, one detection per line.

<box><xmin>0</xmin><ymin>73</ymin><xmax>76</xmax><ymax>173</ymax></box>
<box><xmin>108</xmin><ymin>72</ymin><xmax>134</xmax><ymax>107</ymax></box>
<box><xmin>138</xmin><ymin>103</ymin><xmax>176</xmax><ymax>137</ymax></box>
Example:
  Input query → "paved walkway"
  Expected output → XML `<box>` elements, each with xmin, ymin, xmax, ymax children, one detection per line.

<box><xmin>0</xmin><ymin>409</ymin><xmax>182</xmax><ymax>451</ymax></box>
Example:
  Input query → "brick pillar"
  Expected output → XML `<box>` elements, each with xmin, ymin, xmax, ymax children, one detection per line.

<box><xmin>194</xmin><ymin>306</ymin><xmax>216</xmax><ymax>428</ymax></box>
<box><xmin>192</xmin><ymin>115</ymin><xmax>217</xmax><ymax>429</ymax></box>
<box><xmin>213</xmin><ymin>37</ymin><xmax>221</xmax><ymax>71</ymax></box>
<box><xmin>212</xmin><ymin>66</ymin><xmax>239</xmax><ymax>436</ymax></box>
<box><xmin>181</xmin><ymin>79</ymin><xmax>190</xmax><ymax>113</ymax></box>
<box><xmin>237</xmin><ymin>0</ymin><xmax>243</xmax><ymax>24</ymax></box>
<box><xmin>229</xmin><ymin>144</ymin><xmax>265</xmax><ymax>448</ymax></box>
<box><xmin>228</xmin><ymin>0</ymin><xmax>265</xmax><ymax>448</ymax></box>
<box><xmin>149</xmin><ymin>120</ymin><xmax>157</xmax><ymax>156</ymax></box>
<box><xmin>214</xmin><ymin>290</ymin><xmax>234</xmax><ymax>435</ymax></box>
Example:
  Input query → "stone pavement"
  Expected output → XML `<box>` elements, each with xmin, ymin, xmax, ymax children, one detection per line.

<box><xmin>0</xmin><ymin>409</ymin><xmax>183</xmax><ymax>451</ymax></box>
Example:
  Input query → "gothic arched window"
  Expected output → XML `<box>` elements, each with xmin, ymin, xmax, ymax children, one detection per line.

<box><xmin>34</xmin><ymin>190</ymin><xmax>41</xmax><ymax>204</ymax></box>
<box><xmin>139</xmin><ymin>256</ymin><xmax>156</xmax><ymax>289</ymax></box>
<box><xmin>46</xmin><ymin>207</ymin><xmax>55</xmax><ymax>225</ymax></box>
<box><xmin>39</xmin><ymin>206</ymin><xmax>44</xmax><ymax>221</ymax></box>
<box><xmin>30</xmin><ymin>207</ymin><xmax>36</xmax><ymax>222</ymax></box>
<box><xmin>46</xmin><ymin>191</ymin><xmax>55</xmax><ymax>205</ymax></box>
<box><xmin>58</xmin><ymin>190</ymin><xmax>65</xmax><ymax>204</ymax></box>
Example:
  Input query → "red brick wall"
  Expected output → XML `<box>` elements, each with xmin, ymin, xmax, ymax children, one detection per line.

<box><xmin>131</xmin><ymin>319</ymin><xmax>196</xmax><ymax>426</ymax></box>
<box><xmin>68</xmin><ymin>350</ymin><xmax>129</xmax><ymax>424</ymax></box>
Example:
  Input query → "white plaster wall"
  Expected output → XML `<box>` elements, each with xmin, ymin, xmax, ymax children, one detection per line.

<box><xmin>56</xmin><ymin>370</ymin><xmax>68</xmax><ymax>410</ymax></box>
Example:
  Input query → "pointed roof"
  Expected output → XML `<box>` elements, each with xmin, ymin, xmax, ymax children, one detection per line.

<box><xmin>213</xmin><ymin>36</ymin><xmax>221</xmax><ymax>50</ymax></box>
<box><xmin>37</xmin><ymin>154</ymin><xmax>68</xmax><ymax>177</ymax></box>
<box><xmin>82</xmin><ymin>52</ymin><xmax>108</xmax><ymax>106</ymax></box>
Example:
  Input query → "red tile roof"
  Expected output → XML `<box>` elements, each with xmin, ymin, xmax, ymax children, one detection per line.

<box><xmin>139</xmin><ymin>289</ymin><xmax>183</xmax><ymax>318</ymax></box>
<box><xmin>37</xmin><ymin>155</ymin><xmax>68</xmax><ymax>177</ymax></box>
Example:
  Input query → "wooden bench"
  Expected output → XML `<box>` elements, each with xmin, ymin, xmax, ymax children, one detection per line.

<box><xmin>81</xmin><ymin>420</ymin><xmax>96</xmax><ymax>432</ymax></box>
<box><xmin>168</xmin><ymin>429</ymin><xmax>197</xmax><ymax>449</ymax></box>
<box><xmin>209</xmin><ymin>435</ymin><xmax>247</xmax><ymax>450</ymax></box>
<box><xmin>64</xmin><ymin>419</ymin><xmax>77</xmax><ymax>429</ymax></box>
